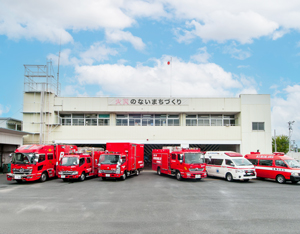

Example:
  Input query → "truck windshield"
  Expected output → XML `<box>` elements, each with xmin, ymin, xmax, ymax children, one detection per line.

<box><xmin>184</xmin><ymin>153</ymin><xmax>205</xmax><ymax>164</ymax></box>
<box><xmin>231</xmin><ymin>158</ymin><xmax>253</xmax><ymax>166</ymax></box>
<box><xmin>11</xmin><ymin>153</ymin><xmax>36</xmax><ymax>164</ymax></box>
<box><xmin>100</xmin><ymin>154</ymin><xmax>120</xmax><ymax>164</ymax></box>
<box><xmin>60</xmin><ymin>157</ymin><xmax>79</xmax><ymax>166</ymax></box>
<box><xmin>284</xmin><ymin>159</ymin><xmax>300</xmax><ymax>168</ymax></box>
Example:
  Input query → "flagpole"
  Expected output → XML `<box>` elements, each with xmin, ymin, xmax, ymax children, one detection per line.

<box><xmin>170</xmin><ymin>57</ymin><xmax>172</xmax><ymax>97</ymax></box>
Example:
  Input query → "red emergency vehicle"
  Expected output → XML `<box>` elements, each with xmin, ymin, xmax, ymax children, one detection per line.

<box><xmin>7</xmin><ymin>144</ymin><xmax>77</xmax><ymax>183</ymax></box>
<box><xmin>57</xmin><ymin>147</ymin><xmax>104</xmax><ymax>182</ymax></box>
<box><xmin>98</xmin><ymin>143</ymin><xmax>144</xmax><ymax>180</ymax></box>
<box><xmin>152</xmin><ymin>147</ymin><xmax>207</xmax><ymax>181</ymax></box>
<box><xmin>244</xmin><ymin>152</ymin><xmax>300</xmax><ymax>184</ymax></box>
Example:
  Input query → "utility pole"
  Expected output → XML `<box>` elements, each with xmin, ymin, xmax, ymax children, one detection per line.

<box><xmin>274</xmin><ymin>129</ymin><xmax>277</xmax><ymax>152</ymax></box>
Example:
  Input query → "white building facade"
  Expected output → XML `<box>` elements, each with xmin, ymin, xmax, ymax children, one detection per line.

<box><xmin>22</xmin><ymin>93</ymin><xmax>272</xmax><ymax>155</ymax></box>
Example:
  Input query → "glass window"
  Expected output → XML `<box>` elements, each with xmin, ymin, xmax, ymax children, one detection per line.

<box><xmin>79</xmin><ymin>158</ymin><xmax>85</xmax><ymax>166</ymax></box>
<box><xmin>275</xmin><ymin>160</ymin><xmax>287</xmax><ymax>167</ymax></box>
<box><xmin>86</xmin><ymin>119</ymin><xmax>97</xmax><ymax>126</ymax></box>
<box><xmin>252</xmin><ymin>122</ymin><xmax>265</xmax><ymax>131</ymax></box>
<box><xmin>225</xmin><ymin>159</ymin><xmax>233</xmax><ymax>166</ymax></box>
<box><xmin>98</xmin><ymin>119</ymin><xmax>109</xmax><ymax>126</ymax></box>
<box><xmin>259</xmin><ymin>159</ymin><xmax>273</xmax><ymax>166</ymax></box>
<box><xmin>171</xmin><ymin>154</ymin><xmax>176</xmax><ymax>160</ymax></box>
<box><xmin>248</xmin><ymin>159</ymin><xmax>258</xmax><ymax>165</ymax></box>
<box><xmin>87</xmin><ymin>158</ymin><xmax>91</xmax><ymax>163</ymax></box>
<box><xmin>38</xmin><ymin>154</ymin><xmax>45</xmax><ymax>162</ymax></box>
<box><xmin>212</xmin><ymin>159</ymin><xmax>223</xmax><ymax>165</ymax></box>
<box><xmin>48</xmin><ymin>154</ymin><xmax>53</xmax><ymax>160</ymax></box>
<box><xmin>116</xmin><ymin>119</ymin><xmax>128</xmax><ymax>126</ymax></box>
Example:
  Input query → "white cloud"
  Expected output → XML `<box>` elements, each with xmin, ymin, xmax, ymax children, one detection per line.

<box><xmin>223</xmin><ymin>42</ymin><xmax>251</xmax><ymax>60</ymax></box>
<box><xmin>2</xmin><ymin>1</ymin><xmax>300</xmax><ymax>45</ymax></box>
<box><xmin>0</xmin><ymin>104</ymin><xmax>10</xmax><ymax>116</ymax></box>
<box><xmin>74</xmin><ymin>56</ymin><xmax>256</xmax><ymax>97</ymax></box>
<box><xmin>190</xmin><ymin>47</ymin><xmax>211</xmax><ymax>63</ymax></box>
<box><xmin>47</xmin><ymin>43</ymin><xmax>118</xmax><ymax>66</ymax></box>
<box><xmin>105</xmin><ymin>29</ymin><xmax>145</xmax><ymax>51</ymax></box>
<box><xmin>272</xmin><ymin>84</ymin><xmax>300</xmax><ymax>145</ymax></box>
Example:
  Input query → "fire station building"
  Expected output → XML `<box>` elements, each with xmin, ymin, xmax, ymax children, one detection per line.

<box><xmin>22</xmin><ymin>93</ymin><xmax>271</xmax><ymax>158</ymax></box>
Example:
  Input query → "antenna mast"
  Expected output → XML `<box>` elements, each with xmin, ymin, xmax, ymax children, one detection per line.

<box><xmin>57</xmin><ymin>40</ymin><xmax>61</xmax><ymax>96</ymax></box>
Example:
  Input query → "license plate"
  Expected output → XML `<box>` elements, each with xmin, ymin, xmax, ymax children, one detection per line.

<box><xmin>195</xmin><ymin>175</ymin><xmax>201</xmax><ymax>178</ymax></box>
<box><xmin>105</xmin><ymin>174</ymin><xmax>110</xmax><ymax>177</ymax></box>
<box><xmin>61</xmin><ymin>175</ymin><xmax>65</xmax><ymax>178</ymax></box>
<box><xmin>14</xmin><ymin>175</ymin><xmax>21</xmax><ymax>179</ymax></box>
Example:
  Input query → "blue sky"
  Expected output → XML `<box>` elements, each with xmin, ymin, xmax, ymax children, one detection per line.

<box><xmin>0</xmin><ymin>0</ymin><xmax>300</xmax><ymax>148</ymax></box>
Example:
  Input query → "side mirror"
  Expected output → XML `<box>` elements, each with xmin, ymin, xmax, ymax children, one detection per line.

<box><xmin>95</xmin><ymin>159</ymin><xmax>98</xmax><ymax>164</ymax></box>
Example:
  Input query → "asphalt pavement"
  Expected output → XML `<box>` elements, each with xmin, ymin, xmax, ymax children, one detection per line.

<box><xmin>0</xmin><ymin>171</ymin><xmax>299</xmax><ymax>234</ymax></box>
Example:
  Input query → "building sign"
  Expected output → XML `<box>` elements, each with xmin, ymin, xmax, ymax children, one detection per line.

<box><xmin>108</xmin><ymin>98</ymin><xmax>189</xmax><ymax>106</ymax></box>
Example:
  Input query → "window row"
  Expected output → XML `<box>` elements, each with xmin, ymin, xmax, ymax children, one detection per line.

<box><xmin>186</xmin><ymin>114</ymin><xmax>236</xmax><ymax>126</ymax></box>
<box><xmin>60</xmin><ymin>114</ymin><xmax>110</xmax><ymax>126</ymax></box>
<box><xmin>116</xmin><ymin>114</ymin><xmax>179</xmax><ymax>126</ymax></box>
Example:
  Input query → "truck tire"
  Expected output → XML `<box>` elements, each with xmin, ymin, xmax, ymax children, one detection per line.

<box><xmin>121</xmin><ymin>172</ymin><xmax>126</xmax><ymax>180</ymax></box>
<box><xmin>79</xmin><ymin>172</ymin><xmax>86</xmax><ymax>181</ymax></box>
<box><xmin>136</xmin><ymin>169</ymin><xmax>140</xmax><ymax>176</ymax></box>
<box><xmin>101</xmin><ymin>177</ymin><xmax>106</xmax><ymax>181</ymax></box>
<box><xmin>176</xmin><ymin>171</ymin><xmax>182</xmax><ymax>181</ymax></box>
<box><xmin>276</xmin><ymin>174</ymin><xmax>286</xmax><ymax>184</ymax></box>
<box><xmin>157</xmin><ymin>167</ymin><xmax>161</xmax><ymax>176</ymax></box>
<box><xmin>39</xmin><ymin>172</ymin><xmax>48</xmax><ymax>182</ymax></box>
<box><xmin>226</xmin><ymin>173</ymin><xmax>233</xmax><ymax>182</ymax></box>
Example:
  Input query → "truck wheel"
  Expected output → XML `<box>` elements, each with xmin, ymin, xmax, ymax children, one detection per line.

<box><xmin>136</xmin><ymin>169</ymin><xmax>140</xmax><ymax>176</ymax></box>
<box><xmin>40</xmin><ymin>172</ymin><xmax>48</xmax><ymax>182</ymax></box>
<box><xmin>121</xmin><ymin>172</ymin><xmax>126</xmax><ymax>180</ymax></box>
<box><xmin>157</xmin><ymin>167</ymin><xmax>161</xmax><ymax>176</ymax></box>
<box><xmin>101</xmin><ymin>177</ymin><xmax>106</xmax><ymax>181</ymax></box>
<box><xmin>276</xmin><ymin>175</ymin><xmax>286</xmax><ymax>184</ymax></box>
<box><xmin>176</xmin><ymin>171</ymin><xmax>182</xmax><ymax>181</ymax></box>
<box><xmin>226</xmin><ymin>173</ymin><xmax>233</xmax><ymax>182</ymax></box>
<box><xmin>79</xmin><ymin>172</ymin><xmax>86</xmax><ymax>181</ymax></box>
<box><xmin>16</xmin><ymin>180</ymin><xmax>23</xmax><ymax>184</ymax></box>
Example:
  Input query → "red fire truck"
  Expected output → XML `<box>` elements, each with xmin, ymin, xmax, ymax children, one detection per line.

<box><xmin>244</xmin><ymin>152</ymin><xmax>300</xmax><ymax>184</ymax></box>
<box><xmin>57</xmin><ymin>147</ymin><xmax>104</xmax><ymax>182</ymax></box>
<box><xmin>98</xmin><ymin>143</ymin><xmax>144</xmax><ymax>181</ymax></box>
<box><xmin>152</xmin><ymin>147</ymin><xmax>207</xmax><ymax>181</ymax></box>
<box><xmin>7</xmin><ymin>144</ymin><xmax>77</xmax><ymax>183</ymax></box>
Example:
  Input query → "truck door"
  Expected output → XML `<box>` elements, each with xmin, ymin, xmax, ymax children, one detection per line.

<box><xmin>86</xmin><ymin>157</ymin><xmax>92</xmax><ymax>175</ymax></box>
<box><xmin>162</xmin><ymin>153</ymin><xmax>169</xmax><ymax>171</ymax></box>
<box><xmin>131</xmin><ymin>145</ymin><xmax>136</xmax><ymax>170</ymax></box>
<box><xmin>47</xmin><ymin>153</ymin><xmax>55</xmax><ymax>177</ymax></box>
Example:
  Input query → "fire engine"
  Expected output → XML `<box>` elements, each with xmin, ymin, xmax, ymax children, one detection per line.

<box><xmin>152</xmin><ymin>147</ymin><xmax>207</xmax><ymax>181</ymax></box>
<box><xmin>7</xmin><ymin>144</ymin><xmax>77</xmax><ymax>183</ymax></box>
<box><xmin>98</xmin><ymin>143</ymin><xmax>144</xmax><ymax>181</ymax></box>
<box><xmin>57</xmin><ymin>147</ymin><xmax>104</xmax><ymax>182</ymax></box>
<box><xmin>244</xmin><ymin>152</ymin><xmax>300</xmax><ymax>184</ymax></box>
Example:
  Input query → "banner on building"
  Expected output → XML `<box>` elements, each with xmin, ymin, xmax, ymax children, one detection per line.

<box><xmin>108</xmin><ymin>98</ymin><xmax>189</xmax><ymax>106</ymax></box>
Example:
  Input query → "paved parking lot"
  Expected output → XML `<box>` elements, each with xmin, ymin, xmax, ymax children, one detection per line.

<box><xmin>0</xmin><ymin>171</ymin><xmax>300</xmax><ymax>234</ymax></box>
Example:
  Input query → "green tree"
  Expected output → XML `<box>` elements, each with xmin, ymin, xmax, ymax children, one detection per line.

<box><xmin>272</xmin><ymin>135</ymin><xmax>289</xmax><ymax>153</ymax></box>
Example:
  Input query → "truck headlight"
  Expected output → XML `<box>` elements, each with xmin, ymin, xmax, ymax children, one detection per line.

<box><xmin>235</xmin><ymin>170</ymin><xmax>243</xmax><ymax>173</ymax></box>
<box><xmin>116</xmin><ymin>168</ymin><xmax>120</xmax><ymax>174</ymax></box>
<box><xmin>291</xmin><ymin>172</ymin><xmax>298</xmax><ymax>176</ymax></box>
<box><xmin>58</xmin><ymin>171</ymin><xmax>62</xmax><ymax>175</ymax></box>
<box><xmin>71</xmin><ymin>171</ymin><xmax>78</xmax><ymax>175</ymax></box>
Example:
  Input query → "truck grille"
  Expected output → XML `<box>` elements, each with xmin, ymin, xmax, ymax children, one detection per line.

<box><xmin>13</xmin><ymin>168</ymin><xmax>32</xmax><ymax>174</ymax></box>
<box><xmin>101</xmin><ymin>170</ymin><xmax>116</xmax><ymax>173</ymax></box>
<box><xmin>189</xmin><ymin>168</ymin><xmax>204</xmax><ymax>172</ymax></box>
<box><xmin>61</xmin><ymin>171</ymin><xmax>74</xmax><ymax>175</ymax></box>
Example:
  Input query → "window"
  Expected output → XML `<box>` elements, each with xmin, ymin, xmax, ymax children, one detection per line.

<box><xmin>206</xmin><ymin>158</ymin><xmax>223</xmax><ymax>165</ymax></box>
<box><xmin>167</xmin><ymin>115</ymin><xmax>179</xmax><ymax>126</ymax></box>
<box><xmin>259</xmin><ymin>160</ymin><xmax>273</xmax><ymax>166</ymax></box>
<box><xmin>171</xmin><ymin>154</ymin><xmax>176</xmax><ymax>160</ymax></box>
<box><xmin>252</xmin><ymin>122</ymin><xmax>265</xmax><ymax>131</ymax></box>
<box><xmin>48</xmin><ymin>154</ymin><xmax>53</xmax><ymax>160</ymax></box>
<box><xmin>225</xmin><ymin>159</ymin><xmax>233</xmax><ymax>166</ymax></box>
<box><xmin>186</xmin><ymin>114</ymin><xmax>236</xmax><ymax>126</ymax></box>
<box><xmin>248</xmin><ymin>159</ymin><xmax>258</xmax><ymax>165</ymax></box>
<box><xmin>98</xmin><ymin>114</ymin><xmax>110</xmax><ymax>126</ymax></box>
<box><xmin>79</xmin><ymin>158</ymin><xmax>85</xmax><ymax>166</ymax></box>
<box><xmin>86</xmin><ymin>158</ymin><xmax>91</xmax><ymax>163</ymax></box>
<box><xmin>85</xmin><ymin>114</ymin><xmax>97</xmax><ymax>126</ymax></box>
<box><xmin>275</xmin><ymin>160</ymin><xmax>287</xmax><ymax>167</ymax></box>
<box><xmin>61</xmin><ymin>114</ymin><xmax>71</xmax><ymax>126</ymax></box>
<box><xmin>38</xmin><ymin>154</ymin><xmax>45</xmax><ymax>163</ymax></box>
<box><xmin>72</xmin><ymin>114</ymin><xmax>84</xmax><ymax>126</ymax></box>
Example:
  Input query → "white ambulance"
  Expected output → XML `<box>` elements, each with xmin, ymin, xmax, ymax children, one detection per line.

<box><xmin>205</xmin><ymin>151</ymin><xmax>256</xmax><ymax>182</ymax></box>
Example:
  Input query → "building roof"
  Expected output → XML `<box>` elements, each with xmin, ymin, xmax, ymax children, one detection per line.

<box><xmin>0</xmin><ymin>117</ymin><xmax>22</xmax><ymax>122</ymax></box>
<box><xmin>0</xmin><ymin>127</ymin><xmax>31</xmax><ymax>136</ymax></box>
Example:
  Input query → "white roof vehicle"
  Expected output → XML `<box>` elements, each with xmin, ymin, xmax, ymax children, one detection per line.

<box><xmin>205</xmin><ymin>151</ymin><xmax>256</xmax><ymax>182</ymax></box>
